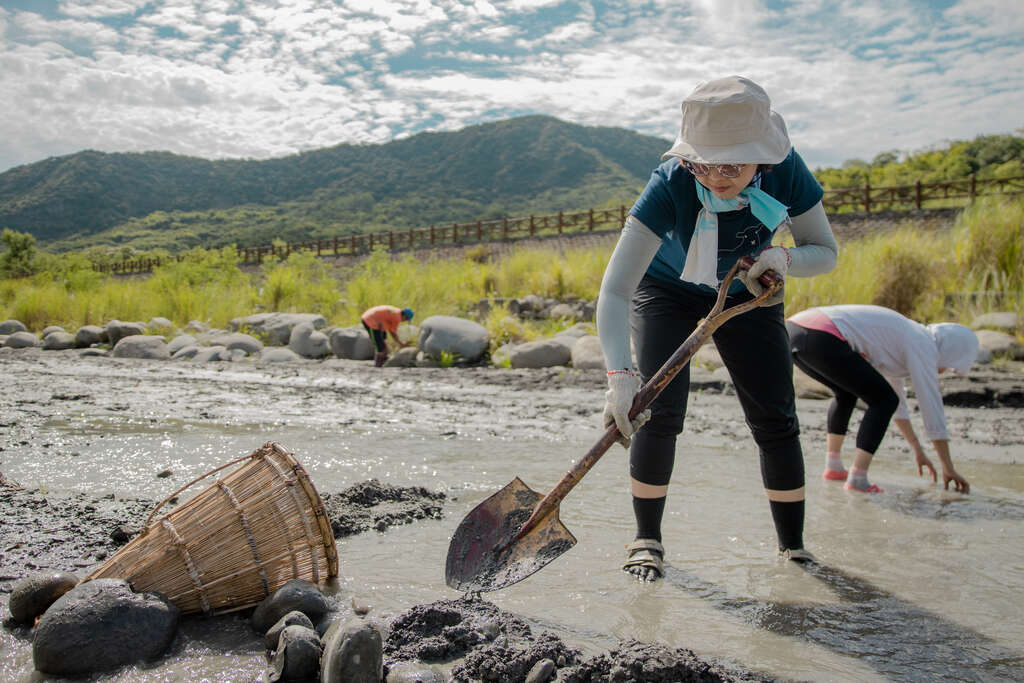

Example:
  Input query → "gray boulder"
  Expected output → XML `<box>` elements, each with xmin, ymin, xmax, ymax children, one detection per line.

<box><xmin>794</xmin><ymin>367</ymin><xmax>832</xmax><ymax>399</ymax></box>
<box><xmin>264</xmin><ymin>610</ymin><xmax>316</xmax><ymax>650</ymax></box>
<box><xmin>75</xmin><ymin>324</ymin><xmax>107</xmax><ymax>347</ymax></box>
<box><xmin>42</xmin><ymin>331</ymin><xmax>76</xmax><ymax>350</ymax></box>
<box><xmin>526</xmin><ymin>658</ymin><xmax>556</xmax><ymax>683</ymax></box>
<box><xmin>266</xmin><ymin>625</ymin><xmax>322</xmax><ymax>682</ymax></box>
<box><xmin>971</xmin><ymin>312</ymin><xmax>1020</xmax><ymax>334</ymax></box>
<box><xmin>260</xmin><ymin>348</ymin><xmax>304</xmax><ymax>363</ymax></box>
<box><xmin>386</xmin><ymin>661</ymin><xmax>446</xmax><ymax>682</ymax></box>
<box><xmin>166</xmin><ymin>334</ymin><xmax>197</xmax><ymax>355</ymax></box>
<box><xmin>570</xmin><ymin>335</ymin><xmax>605</xmax><ymax>370</ymax></box>
<box><xmin>228</xmin><ymin>313</ymin><xmax>326</xmax><ymax>346</ymax></box>
<box><xmin>0</xmin><ymin>319</ymin><xmax>27</xmax><ymax>334</ymax></box>
<box><xmin>148</xmin><ymin>317</ymin><xmax>174</xmax><ymax>331</ymax></box>
<box><xmin>183</xmin><ymin>320</ymin><xmax>210</xmax><ymax>334</ymax></box>
<box><xmin>974</xmin><ymin>329</ymin><xmax>1024</xmax><ymax>360</ymax></box>
<box><xmin>42</xmin><ymin>325</ymin><xmax>66</xmax><ymax>337</ymax></box>
<box><xmin>418</xmin><ymin>315</ymin><xmax>489</xmax><ymax>363</ymax></box>
<box><xmin>112</xmin><ymin>335</ymin><xmax>171</xmax><ymax>360</ymax></box>
<box><xmin>207</xmin><ymin>332</ymin><xmax>264</xmax><ymax>355</ymax></box>
<box><xmin>328</xmin><ymin>326</ymin><xmax>374</xmax><ymax>360</ymax></box>
<box><xmin>8</xmin><ymin>570</ymin><xmax>79</xmax><ymax>624</ymax></box>
<box><xmin>321</xmin><ymin>618</ymin><xmax>383</xmax><ymax>683</ymax></box>
<box><xmin>192</xmin><ymin>345</ymin><xmax>228</xmax><ymax>362</ymax></box>
<box><xmin>251</xmin><ymin>579</ymin><xmax>332</xmax><ymax>634</ymax></box>
<box><xmin>171</xmin><ymin>344</ymin><xmax>201</xmax><ymax>360</ymax></box>
<box><xmin>502</xmin><ymin>339</ymin><xmax>572</xmax><ymax>369</ymax></box>
<box><xmin>288</xmin><ymin>322</ymin><xmax>330</xmax><ymax>358</ymax></box>
<box><xmin>32</xmin><ymin>578</ymin><xmax>179</xmax><ymax>677</ymax></box>
<box><xmin>106</xmin><ymin>320</ymin><xmax>146</xmax><ymax>345</ymax></box>
<box><xmin>4</xmin><ymin>331</ymin><xmax>39</xmax><ymax>348</ymax></box>
<box><xmin>546</xmin><ymin>302</ymin><xmax>583</xmax><ymax>321</ymax></box>
<box><xmin>383</xmin><ymin>346</ymin><xmax>419</xmax><ymax>367</ymax></box>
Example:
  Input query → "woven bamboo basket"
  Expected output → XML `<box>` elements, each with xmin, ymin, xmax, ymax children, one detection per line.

<box><xmin>85</xmin><ymin>442</ymin><xmax>338</xmax><ymax>616</ymax></box>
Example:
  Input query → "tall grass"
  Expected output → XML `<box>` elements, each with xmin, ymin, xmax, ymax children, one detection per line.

<box><xmin>1</xmin><ymin>199</ymin><xmax>1020</xmax><ymax>337</ymax></box>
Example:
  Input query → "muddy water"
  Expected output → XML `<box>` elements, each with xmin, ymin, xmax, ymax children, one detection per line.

<box><xmin>2</xmin><ymin>350</ymin><xmax>1024</xmax><ymax>681</ymax></box>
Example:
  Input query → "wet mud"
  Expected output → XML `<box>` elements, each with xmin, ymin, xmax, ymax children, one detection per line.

<box><xmin>385</xmin><ymin>597</ymin><xmax>767</xmax><ymax>682</ymax></box>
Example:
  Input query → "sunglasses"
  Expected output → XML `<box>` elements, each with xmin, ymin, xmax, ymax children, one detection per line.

<box><xmin>682</xmin><ymin>160</ymin><xmax>748</xmax><ymax>179</ymax></box>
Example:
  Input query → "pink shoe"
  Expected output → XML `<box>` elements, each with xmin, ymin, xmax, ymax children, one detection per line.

<box><xmin>822</xmin><ymin>468</ymin><xmax>848</xmax><ymax>481</ymax></box>
<box><xmin>844</xmin><ymin>481</ymin><xmax>884</xmax><ymax>493</ymax></box>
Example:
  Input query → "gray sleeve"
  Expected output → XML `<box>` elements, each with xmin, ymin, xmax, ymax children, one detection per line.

<box><xmin>787</xmin><ymin>201</ymin><xmax>838</xmax><ymax>277</ymax></box>
<box><xmin>596</xmin><ymin>215</ymin><xmax>663</xmax><ymax>372</ymax></box>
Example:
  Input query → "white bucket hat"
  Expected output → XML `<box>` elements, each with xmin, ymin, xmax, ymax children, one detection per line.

<box><xmin>662</xmin><ymin>76</ymin><xmax>792</xmax><ymax>165</ymax></box>
<box><xmin>928</xmin><ymin>323</ymin><xmax>980</xmax><ymax>375</ymax></box>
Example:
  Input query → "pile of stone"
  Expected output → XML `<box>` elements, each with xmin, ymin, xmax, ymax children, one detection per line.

<box><xmin>1</xmin><ymin>310</ymin><xmax>1020</xmax><ymax>374</ymax></box>
<box><xmin>8</xmin><ymin>572</ymin><xmax>387</xmax><ymax>681</ymax></box>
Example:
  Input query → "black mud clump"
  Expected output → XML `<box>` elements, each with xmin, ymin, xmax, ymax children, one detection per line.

<box><xmin>0</xmin><ymin>485</ymin><xmax>154</xmax><ymax>580</ymax></box>
<box><xmin>451</xmin><ymin>631</ymin><xmax>580</xmax><ymax>682</ymax></box>
<box><xmin>558</xmin><ymin>639</ymin><xmax>773</xmax><ymax>683</ymax></box>
<box><xmin>385</xmin><ymin>597</ymin><xmax>536</xmax><ymax>664</ymax></box>
<box><xmin>321</xmin><ymin>479</ymin><xmax>446</xmax><ymax>537</ymax></box>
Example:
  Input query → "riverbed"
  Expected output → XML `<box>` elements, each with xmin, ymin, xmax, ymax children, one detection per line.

<box><xmin>2</xmin><ymin>348</ymin><xmax>1023</xmax><ymax>681</ymax></box>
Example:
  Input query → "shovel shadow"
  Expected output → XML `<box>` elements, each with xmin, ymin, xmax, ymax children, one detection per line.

<box><xmin>663</xmin><ymin>562</ymin><xmax>1024</xmax><ymax>681</ymax></box>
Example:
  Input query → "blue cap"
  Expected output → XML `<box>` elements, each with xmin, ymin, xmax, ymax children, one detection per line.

<box><xmin>401</xmin><ymin>308</ymin><xmax>414</xmax><ymax>320</ymax></box>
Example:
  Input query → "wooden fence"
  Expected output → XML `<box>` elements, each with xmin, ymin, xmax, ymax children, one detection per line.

<box><xmin>93</xmin><ymin>174</ymin><xmax>1024</xmax><ymax>274</ymax></box>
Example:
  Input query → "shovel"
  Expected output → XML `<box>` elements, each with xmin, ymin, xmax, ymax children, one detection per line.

<box><xmin>445</xmin><ymin>256</ymin><xmax>783</xmax><ymax>592</ymax></box>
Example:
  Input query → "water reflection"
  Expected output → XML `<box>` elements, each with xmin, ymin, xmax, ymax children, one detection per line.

<box><xmin>664</xmin><ymin>562</ymin><xmax>1024</xmax><ymax>681</ymax></box>
<box><xmin>868</xmin><ymin>488</ymin><xmax>1024</xmax><ymax>522</ymax></box>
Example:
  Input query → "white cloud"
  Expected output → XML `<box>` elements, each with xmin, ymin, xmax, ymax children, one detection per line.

<box><xmin>0</xmin><ymin>0</ymin><xmax>1021</xmax><ymax>175</ymax></box>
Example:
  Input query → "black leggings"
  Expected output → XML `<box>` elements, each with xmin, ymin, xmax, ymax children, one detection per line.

<box><xmin>786</xmin><ymin>322</ymin><xmax>898</xmax><ymax>454</ymax></box>
<box><xmin>362</xmin><ymin>322</ymin><xmax>387</xmax><ymax>353</ymax></box>
<box><xmin>629</xmin><ymin>276</ymin><xmax>804</xmax><ymax>493</ymax></box>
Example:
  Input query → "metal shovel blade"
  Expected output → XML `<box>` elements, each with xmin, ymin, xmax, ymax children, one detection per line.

<box><xmin>445</xmin><ymin>477</ymin><xmax>577</xmax><ymax>592</ymax></box>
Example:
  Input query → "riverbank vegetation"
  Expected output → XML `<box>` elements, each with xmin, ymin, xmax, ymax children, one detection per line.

<box><xmin>1</xmin><ymin>197</ymin><xmax>1020</xmax><ymax>345</ymax></box>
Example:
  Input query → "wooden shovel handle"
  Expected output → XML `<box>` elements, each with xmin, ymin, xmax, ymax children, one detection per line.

<box><xmin>512</xmin><ymin>256</ymin><xmax>783</xmax><ymax>541</ymax></box>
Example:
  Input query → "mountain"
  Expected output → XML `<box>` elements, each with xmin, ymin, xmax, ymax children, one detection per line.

<box><xmin>0</xmin><ymin>116</ymin><xmax>670</xmax><ymax>252</ymax></box>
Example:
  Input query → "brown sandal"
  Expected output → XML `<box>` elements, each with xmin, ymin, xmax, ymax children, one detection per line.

<box><xmin>622</xmin><ymin>538</ymin><xmax>664</xmax><ymax>578</ymax></box>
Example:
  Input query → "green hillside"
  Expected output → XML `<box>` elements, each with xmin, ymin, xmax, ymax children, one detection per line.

<box><xmin>0</xmin><ymin>116</ymin><xmax>669</xmax><ymax>252</ymax></box>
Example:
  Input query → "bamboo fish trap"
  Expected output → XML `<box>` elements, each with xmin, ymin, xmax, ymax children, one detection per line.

<box><xmin>85</xmin><ymin>442</ymin><xmax>338</xmax><ymax>616</ymax></box>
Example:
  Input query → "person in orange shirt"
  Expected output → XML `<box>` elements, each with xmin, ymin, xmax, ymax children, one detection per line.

<box><xmin>361</xmin><ymin>305</ymin><xmax>414</xmax><ymax>366</ymax></box>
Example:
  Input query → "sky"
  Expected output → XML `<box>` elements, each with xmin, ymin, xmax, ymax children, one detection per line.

<box><xmin>1</xmin><ymin>0</ymin><xmax>1022</xmax><ymax>174</ymax></box>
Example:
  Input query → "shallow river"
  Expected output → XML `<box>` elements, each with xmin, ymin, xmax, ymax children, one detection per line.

<box><xmin>2</xmin><ymin>353</ymin><xmax>1023</xmax><ymax>681</ymax></box>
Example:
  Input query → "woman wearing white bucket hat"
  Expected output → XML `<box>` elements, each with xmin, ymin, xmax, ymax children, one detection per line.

<box><xmin>597</xmin><ymin>76</ymin><xmax>838</xmax><ymax>581</ymax></box>
<box><xmin>787</xmin><ymin>304</ymin><xmax>978</xmax><ymax>494</ymax></box>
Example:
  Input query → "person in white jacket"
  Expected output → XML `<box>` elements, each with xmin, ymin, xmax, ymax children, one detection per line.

<box><xmin>786</xmin><ymin>304</ymin><xmax>978</xmax><ymax>494</ymax></box>
<box><xmin>598</xmin><ymin>76</ymin><xmax>837</xmax><ymax>580</ymax></box>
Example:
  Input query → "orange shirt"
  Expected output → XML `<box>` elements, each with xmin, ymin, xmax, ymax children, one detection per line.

<box><xmin>361</xmin><ymin>305</ymin><xmax>403</xmax><ymax>334</ymax></box>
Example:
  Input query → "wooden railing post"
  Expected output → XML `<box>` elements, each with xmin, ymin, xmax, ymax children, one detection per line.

<box><xmin>864</xmin><ymin>180</ymin><xmax>871</xmax><ymax>214</ymax></box>
<box><xmin>453</xmin><ymin>223</ymin><xmax>458</xmax><ymax>244</ymax></box>
<box><xmin>389</xmin><ymin>231</ymin><xmax>394</xmax><ymax>250</ymax></box>
<box><xmin>476</xmin><ymin>220</ymin><xmax>482</xmax><ymax>241</ymax></box>
<box><xmin>529</xmin><ymin>215</ymin><xmax>535</xmax><ymax>236</ymax></box>
<box><xmin>503</xmin><ymin>216</ymin><xmax>508</xmax><ymax>240</ymax></box>
<box><xmin>557</xmin><ymin>211</ymin><xmax>563</xmax><ymax>234</ymax></box>
<box><xmin>915</xmin><ymin>180</ymin><xmax>922</xmax><ymax>210</ymax></box>
<box><xmin>588</xmin><ymin>208</ymin><xmax>594</xmax><ymax>231</ymax></box>
<box><xmin>333</xmin><ymin>236</ymin><xmax>339</xmax><ymax>255</ymax></box>
<box><xmin>969</xmin><ymin>173</ymin><xmax>976</xmax><ymax>202</ymax></box>
<box><xmin>430</xmin><ymin>225</ymin><xmax>435</xmax><ymax>245</ymax></box>
<box><xmin>369</xmin><ymin>233</ymin><xmax>374</xmax><ymax>250</ymax></box>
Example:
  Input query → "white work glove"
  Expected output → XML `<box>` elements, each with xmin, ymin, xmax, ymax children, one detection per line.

<box><xmin>603</xmin><ymin>371</ymin><xmax>651</xmax><ymax>449</ymax></box>
<box><xmin>740</xmin><ymin>246</ymin><xmax>789</xmax><ymax>305</ymax></box>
